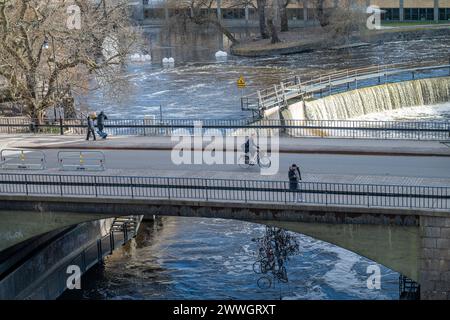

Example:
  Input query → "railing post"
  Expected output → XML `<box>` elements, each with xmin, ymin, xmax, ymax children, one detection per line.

<box><xmin>244</xmin><ymin>180</ymin><xmax>247</xmax><ymax>203</ymax></box>
<box><xmin>205</xmin><ymin>179</ymin><xmax>208</xmax><ymax>201</ymax></box>
<box><xmin>59</xmin><ymin>175</ymin><xmax>63</xmax><ymax>196</ymax></box>
<box><xmin>25</xmin><ymin>174</ymin><xmax>28</xmax><ymax>196</ymax></box>
<box><xmin>130</xmin><ymin>177</ymin><xmax>134</xmax><ymax>199</ymax></box>
<box><xmin>367</xmin><ymin>189</ymin><xmax>370</xmax><ymax>208</ymax></box>
<box><xmin>94</xmin><ymin>176</ymin><xmax>98</xmax><ymax>197</ymax></box>
<box><xmin>59</xmin><ymin>117</ymin><xmax>64</xmax><ymax>135</ymax></box>
<box><xmin>257</xmin><ymin>90</ymin><xmax>263</xmax><ymax>109</ymax></box>
<box><xmin>167</xmin><ymin>178</ymin><xmax>171</xmax><ymax>200</ymax></box>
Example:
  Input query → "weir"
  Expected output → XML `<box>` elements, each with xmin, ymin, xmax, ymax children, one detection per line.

<box><xmin>282</xmin><ymin>77</ymin><xmax>450</xmax><ymax>121</ymax></box>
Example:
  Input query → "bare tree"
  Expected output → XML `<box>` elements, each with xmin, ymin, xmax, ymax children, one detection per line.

<box><xmin>324</xmin><ymin>0</ymin><xmax>366</xmax><ymax>43</ymax></box>
<box><xmin>0</xmin><ymin>0</ymin><xmax>142</xmax><ymax>122</ymax></box>
<box><xmin>313</xmin><ymin>0</ymin><xmax>330</xmax><ymax>27</ymax></box>
<box><xmin>166</xmin><ymin>0</ymin><xmax>239</xmax><ymax>44</ymax></box>
<box><xmin>267</xmin><ymin>0</ymin><xmax>281</xmax><ymax>43</ymax></box>
<box><xmin>256</xmin><ymin>0</ymin><xmax>270</xmax><ymax>39</ymax></box>
<box><xmin>278</xmin><ymin>0</ymin><xmax>291</xmax><ymax>32</ymax></box>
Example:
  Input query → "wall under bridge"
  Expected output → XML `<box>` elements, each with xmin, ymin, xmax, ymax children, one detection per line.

<box><xmin>0</xmin><ymin>195</ymin><xmax>449</xmax><ymax>299</ymax></box>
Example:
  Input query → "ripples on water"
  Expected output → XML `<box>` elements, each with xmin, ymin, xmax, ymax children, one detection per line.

<box><xmin>61</xmin><ymin>217</ymin><xmax>399</xmax><ymax>300</ymax></box>
<box><xmin>68</xmin><ymin>30</ymin><xmax>450</xmax><ymax>300</ymax></box>
<box><xmin>79</xmin><ymin>31</ymin><xmax>450</xmax><ymax>121</ymax></box>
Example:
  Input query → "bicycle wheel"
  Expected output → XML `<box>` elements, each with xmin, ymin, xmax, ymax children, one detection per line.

<box><xmin>257</xmin><ymin>276</ymin><xmax>272</xmax><ymax>289</ymax></box>
<box><xmin>258</xmin><ymin>155</ymin><xmax>271</xmax><ymax>168</ymax></box>
<box><xmin>238</xmin><ymin>155</ymin><xmax>250</xmax><ymax>169</ymax></box>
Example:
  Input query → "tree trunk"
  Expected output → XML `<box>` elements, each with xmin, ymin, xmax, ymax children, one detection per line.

<box><xmin>267</xmin><ymin>18</ymin><xmax>280</xmax><ymax>44</ymax></box>
<box><xmin>279</xmin><ymin>1</ymin><xmax>289</xmax><ymax>32</ymax></box>
<box><xmin>206</xmin><ymin>18</ymin><xmax>239</xmax><ymax>45</ymax></box>
<box><xmin>257</xmin><ymin>0</ymin><xmax>269</xmax><ymax>39</ymax></box>
<box><xmin>316</xmin><ymin>0</ymin><xmax>329</xmax><ymax>27</ymax></box>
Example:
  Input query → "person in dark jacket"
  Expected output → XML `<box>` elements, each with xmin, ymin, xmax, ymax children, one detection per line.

<box><xmin>243</xmin><ymin>133</ymin><xmax>258</xmax><ymax>165</ymax></box>
<box><xmin>97</xmin><ymin>111</ymin><xmax>108</xmax><ymax>133</ymax></box>
<box><xmin>86</xmin><ymin>115</ymin><xmax>96</xmax><ymax>141</ymax></box>
<box><xmin>288</xmin><ymin>164</ymin><xmax>302</xmax><ymax>202</ymax></box>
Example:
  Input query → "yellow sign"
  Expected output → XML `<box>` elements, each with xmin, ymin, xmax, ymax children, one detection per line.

<box><xmin>237</xmin><ymin>75</ymin><xmax>246</xmax><ymax>89</ymax></box>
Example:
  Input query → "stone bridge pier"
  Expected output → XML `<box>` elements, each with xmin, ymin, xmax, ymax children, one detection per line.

<box><xmin>420</xmin><ymin>216</ymin><xmax>450</xmax><ymax>300</ymax></box>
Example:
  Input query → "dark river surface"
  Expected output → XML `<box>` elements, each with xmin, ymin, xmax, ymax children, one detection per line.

<box><xmin>62</xmin><ymin>27</ymin><xmax>450</xmax><ymax>300</ymax></box>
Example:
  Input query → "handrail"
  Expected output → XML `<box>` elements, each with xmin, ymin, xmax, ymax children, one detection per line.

<box><xmin>0</xmin><ymin>118</ymin><xmax>449</xmax><ymax>140</ymax></box>
<box><xmin>0</xmin><ymin>173</ymin><xmax>449</xmax><ymax>210</ymax></box>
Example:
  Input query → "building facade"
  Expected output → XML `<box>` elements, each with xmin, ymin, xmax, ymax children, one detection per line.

<box><xmin>131</xmin><ymin>0</ymin><xmax>450</xmax><ymax>23</ymax></box>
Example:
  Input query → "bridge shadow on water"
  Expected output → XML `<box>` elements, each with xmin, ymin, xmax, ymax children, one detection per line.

<box><xmin>59</xmin><ymin>216</ymin><xmax>404</xmax><ymax>300</ymax></box>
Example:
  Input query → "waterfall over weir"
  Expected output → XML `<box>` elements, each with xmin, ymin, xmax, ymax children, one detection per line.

<box><xmin>303</xmin><ymin>77</ymin><xmax>450</xmax><ymax>120</ymax></box>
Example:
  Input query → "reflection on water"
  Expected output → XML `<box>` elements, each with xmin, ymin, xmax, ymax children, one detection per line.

<box><xmin>252</xmin><ymin>227</ymin><xmax>301</xmax><ymax>290</ymax></box>
<box><xmin>61</xmin><ymin>217</ymin><xmax>399</xmax><ymax>300</ymax></box>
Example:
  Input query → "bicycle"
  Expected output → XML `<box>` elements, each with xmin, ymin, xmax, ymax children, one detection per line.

<box><xmin>238</xmin><ymin>149</ymin><xmax>271</xmax><ymax>169</ymax></box>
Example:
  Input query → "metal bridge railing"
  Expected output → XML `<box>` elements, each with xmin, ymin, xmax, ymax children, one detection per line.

<box><xmin>0</xmin><ymin>118</ymin><xmax>448</xmax><ymax>140</ymax></box>
<box><xmin>242</xmin><ymin>61</ymin><xmax>450</xmax><ymax>112</ymax></box>
<box><xmin>0</xmin><ymin>173</ymin><xmax>449</xmax><ymax>210</ymax></box>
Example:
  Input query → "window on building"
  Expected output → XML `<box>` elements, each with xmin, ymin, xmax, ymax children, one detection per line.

<box><xmin>168</xmin><ymin>8</ymin><xmax>189</xmax><ymax>17</ymax></box>
<box><xmin>144</xmin><ymin>8</ymin><xmax>165</xmax><ymax>19</ymax></box>
<box><xmin>247</xmin><ymin>8</ymin><xmax>257</xmax><ymax>20</ymax></box>
<box><xmin>405</xmin><ymin>8</ymin><xmax>434</xmax><ymax>21</ymax></box>
<box><xmin>287</xmin><ymin>8</ymin><xmax>304</xmax><ymax>20</ymax></box>
<box><xmin>200</xmin><ymin>8</ymin><xmax>216</xmax><ymax>18</ymax></box>
<box><xmin>222</xmin><ymin>9</ymin><xmax>246</xmax><ymax>19</ymax></box>
<box><xmin>411</xmin><ymin>8</ymin><xmax>419</xmax><ymax>20</ymax></box>
<box><xmin>439</xmin><ymin>8</ymin><xmax>450</xmax><ymax>20</ymax></box>
<box><xmin>380</xmin><ymin>8</ymin><xmax>399</xmax><ymax>21</ymax></box>
<box><xmin>426</xmin><ymin>8</ymin><xmax>434</xmax><ymax>20</ymax></box>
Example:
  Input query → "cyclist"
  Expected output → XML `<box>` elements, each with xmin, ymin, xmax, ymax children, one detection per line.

<box><xmin>243</xmin><ymin>133</ymin><xmax>259</xmax><ymax>165</ymax></box>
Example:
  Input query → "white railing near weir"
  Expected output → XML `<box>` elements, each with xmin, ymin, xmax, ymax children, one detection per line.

<box><xmin>241</xmin><ymin>61</ymin><xmax>450</xmax><ymax>113</ymax></box>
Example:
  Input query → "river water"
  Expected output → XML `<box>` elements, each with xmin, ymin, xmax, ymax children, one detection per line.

<box><xmin>63</xmin><ymin>28</ymin><xmax>450</xmax><ymax>300</ymax></box>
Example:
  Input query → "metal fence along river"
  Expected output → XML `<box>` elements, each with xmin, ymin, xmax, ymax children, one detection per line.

<box><xmin>0</xmin><ymin>118</ymin><xmax>449</xmax><ymax>140</ymax></box>
<box><xmin>0</xmin><ymin>173</ymin><xmax>449</xmax><ymax>210</ymax></box>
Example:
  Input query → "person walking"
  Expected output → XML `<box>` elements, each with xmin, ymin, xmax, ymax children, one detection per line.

<box><xmin>86</xmin><ymin>114</ymin><xmax>96</xmax><ymax>141</ymax></box>
<box><xmin>288</xmin><ymin>164</ymin><xmax>302</xmax><ymax>202</ymax></box>
<box><xmin>96</xmin><ymin>111</ymin><xmax>108</xmax><ymax>139</ymax></box>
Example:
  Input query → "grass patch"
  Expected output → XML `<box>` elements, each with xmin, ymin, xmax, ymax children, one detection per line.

<box><xmin>381</xmin><ymin>21</ymin><xmax>450</xmax><ymax>27</ymax></box>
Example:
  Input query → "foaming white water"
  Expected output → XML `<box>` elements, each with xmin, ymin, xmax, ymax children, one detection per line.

<box><xmin>351</xmin><ymin>101</ymin><xmax>450</xmax><ymax>121</ymax></box>
<box><xmin>322</xmin><ymin>246</ymin><xmax>392</xmax><ymax>300</ymax></box>
<box><xmin>304</xmin><ymin>77</ymin><xmax>450</xmax><ymax>120</ymax></box>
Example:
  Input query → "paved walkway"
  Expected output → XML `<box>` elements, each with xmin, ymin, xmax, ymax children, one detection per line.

<box><xmin>1</xmin><ymin>134</ymin><xmax>449</xmax><ymax>156</ymax></box>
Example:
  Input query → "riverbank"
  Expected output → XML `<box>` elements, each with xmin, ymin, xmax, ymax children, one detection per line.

<box><xmin>231</xmin><ymin>24</ymin><xmax>450</xmax><ymax>57</ymax></box>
